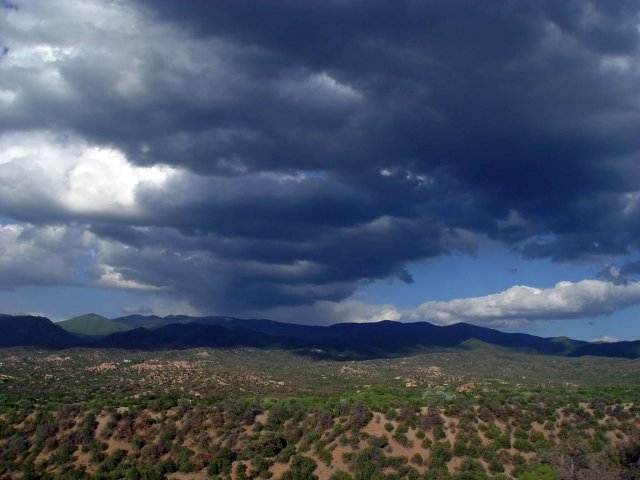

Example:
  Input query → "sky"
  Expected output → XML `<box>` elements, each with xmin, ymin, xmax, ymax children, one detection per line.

<box><xmin>1</xmin><ymin>0</ymin><xmax>640</xmax><ymax>341</ymax></box>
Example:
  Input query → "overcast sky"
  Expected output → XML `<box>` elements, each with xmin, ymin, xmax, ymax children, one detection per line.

<box><xmin>1</xmin><ymin>0</ymin><xmax>640</xmax><ymax>340</ymax></box>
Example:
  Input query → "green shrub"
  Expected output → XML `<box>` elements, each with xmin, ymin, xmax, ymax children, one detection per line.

<box><xmin>281</xmin><ymin>455</ymin><xmax>318</xmax><ymax>480</ymax></box>
<box><xmin>429</xmin><ymin>441</ymin><xmax>452</xmax><ymax>469</ymax></box>
<box><xmin>51</xmin><ymin>444</ymin><xmax>76</xmax><ymax>465</ymax></box>
<box><xmin>433</xmin><ymin>424</ymin><xmax>447</xmax><ymax>440</ymax></box>
<box><xmin>518</xmin><ymin>464</ymin><xmax>558</xmax><ymax>480</ymax></box>
<box><xmin>329</xmin><ymin>472</ymin><xmax>353</xmax><ymax>480</ymax></box>
<box><xmin>393</xmin><ymin>431</ymin><xmax>408</xmax><ymax>447</ymax></box>
<box><xmin>452</xmin><ymin>458</ymin><xmax>487</xmax><ymax>480</ymax></box>
<box><xmin>207</xmin><ymin>446</ymin><xmax>237</xmax><ymax>476</ymax></box>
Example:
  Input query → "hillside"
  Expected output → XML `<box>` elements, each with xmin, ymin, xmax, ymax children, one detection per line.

<box><xmin>57</xmin><ymin>313</ymin><xmax>131</xmax><ymax>337</ymax></box>
<box><xmin>568</xmin><ymin>340</ymin><xmax>640</xmax><ymax>359</ymax></box>
<box><xmin>95</xmin><ymin>323</ymin><xmax>308</xmax><ymax>350</ymax></box>
<box><xmin>2</xmin><ymin>346</ymin><xmax>640</xmax><ymax>480</ymax></box>
<box><xmin>114</xmin><ymin>316</ymin><xmax>586</xmax><ymax>355</ymax></box>
<box><xmin>0</xmin><ymin>314</ymin><xmax>78</xmax><ymax>349</ymax></box>
<box><xmin>111</xmin><ymin>314</ymin><xmax>195</xmax><ymax>329</ymax></box>
<box><xmin>1</xmin><ymin>383</ymin><xmax>639</xmax><ymax>480</ymax></box>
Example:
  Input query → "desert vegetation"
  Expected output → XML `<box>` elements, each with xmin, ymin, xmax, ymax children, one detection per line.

<box><xmin>1</xmin><ymin>385</ymin><xmax>640</xmax><ymax>479</ymax></box>
<box><xmin>1</xmin><ymin>347</ymin><xmax>640</xmax><ymax>479</ymax></box>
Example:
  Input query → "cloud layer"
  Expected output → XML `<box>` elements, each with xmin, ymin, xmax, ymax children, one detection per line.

<box><xmin>1</xmin><ymin>1</ymin><xmax>640</xmax><ymax>317</ymax></box>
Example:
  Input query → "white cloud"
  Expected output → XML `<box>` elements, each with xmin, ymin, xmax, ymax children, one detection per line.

<box><xmin>591</xmin><ymin>335</ymin><xmax>618</xmax><ymax>343</ymax></box>
<box><xmin>277</xmin><ymin>71</ymin><xmax>363</xmax><ymax>108</ymax></box>
<box><xmin>409</xmin><ymin>279</ymin><xmax>640</xmax><ymax>326</ymax></box>
<box><xmin>93</xmin><ymin>265</ymin><xmax>166</xmax><ymax>291</ymax></box>
<box><xmin>0</xmin><ymin>131</ymin><xmax>176</xmax><ymax>216</ymax></box>
<box><xmin>309</xmin><ymin>72</ymin><xmax>362</xmax><ymax>101</ymax></box>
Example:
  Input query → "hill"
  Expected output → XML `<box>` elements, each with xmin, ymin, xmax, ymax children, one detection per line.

<box><xmin>192</xmin><ymin>318</ymin><xmax>586</xmax><ymax>356</ymax></box>
<box><xmin>90</xmin><ymin>317</ymin><xmax>591</xmax><ymax>358</ymax></box>
<box><xmin>0</xmin><ymin>314</ymin><xmax>78</xmax><ymax>349</ymax></box>
<box><xmin>1</xmin><ymin>313</ymin><xmax>639</xmax><ymax>359</ymax></box>
<box><xmin>95</xmin><ymin>323</ymin><xmax>307</xmax><ymax>350</ymax></box>
<box><xmin>57</xmin><ymin>313</ymin><xmax>131</xmax><ymax>337</ymax></box>
<box><xmin>568</xmin><ymin>340</ymin><xmax>640</xmax><ymax>359</ymax></box>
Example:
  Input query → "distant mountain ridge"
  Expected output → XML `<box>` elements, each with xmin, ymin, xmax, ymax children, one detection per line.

<box><xmin>121</xmin><ymin>316</ymin><xmax>587</xmax><ymax>355</ymax></box>
<box><xmin>0</xmin><ymin>313</ymin><xmax>637</xmax><ymax>359</ymax></box>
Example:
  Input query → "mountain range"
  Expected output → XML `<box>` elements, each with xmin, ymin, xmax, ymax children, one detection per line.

<box><xmin>1</xmin><ymin>313</ymin><xmax>639</xmax><ymax>359</ymax></box>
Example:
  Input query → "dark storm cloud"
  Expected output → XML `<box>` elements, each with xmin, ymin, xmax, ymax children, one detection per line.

<box><xmin>1</xmin><ymin>0</ymin><xmax>640</xmax><ymax>312</ymax></box>
<box><xmin>622</xmin><ymin>261</ymin><xmax>640</xmax><ymax>276</ymax></box>
<box><xmin>0</xmin><ymin>1</ymin><xmax>18</xmax><ymax>11</ymax></box>
<box><xmin>89</xmin><ymin>211</ymin><xmax>446</xmax><ymax>311</ymax></box>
